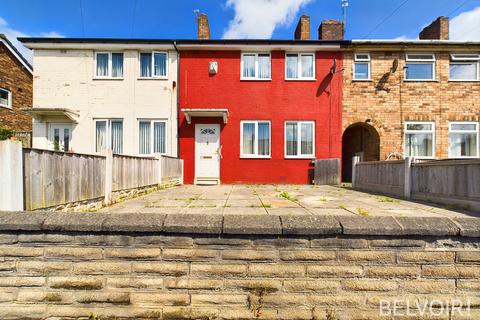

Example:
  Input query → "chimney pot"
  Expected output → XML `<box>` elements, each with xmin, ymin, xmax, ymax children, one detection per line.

<box><xmin>197</xmin><ymin>13</ymin><xmax>211</xmax><ymax>40</ymax></box>
<box><xmin>419</xmin><ymin>16</ymin><xmax>449</xmax><ymax>40</ymax></box>
<box><xmin>318</xmin><ymin>20</ymin><xmax>344</xmax><ymax>40</ymax></box>
<box><xmin>295</xmin><ymin>15</ymin><xmax>310</xmax><ymax>40</ymax></box>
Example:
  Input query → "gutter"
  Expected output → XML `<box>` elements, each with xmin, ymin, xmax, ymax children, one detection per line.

<box><xmin>173</xmin><ymin>41</ymin><xmax>180</xmax><ymax>158</ymax></box>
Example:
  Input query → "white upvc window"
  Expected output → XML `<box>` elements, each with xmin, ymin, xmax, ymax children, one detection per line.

<box><xmin>404</xmin><ymin>122</ymin><xmax>435</xmax><ymax>159</ymax></box>
<box><xmin>405</xmin><ymin>53</ymin><xmax>436</xmax><ymax>81</ymax></box>
<box><xmin>140</xmin><ymin>52</ymin><xmax>168</xmax><ymax>78</ymax></box>
<box><xmin>48</xmin><ymin>123</ymin><xmax>71</xmax><ymax>152</ymax></box>
<box><xmin>353</xmin><ymin>53</ymin><xmax>371</xmax><ymax>80</ymax></box>
<box><xmin>241</xmin><ymin>53</ymin><xmax>271</xmax><ymax>80</ymax></box>
<box><xmin>138</xmin><ymin>120</ymin><xmax>167</xmax><ymax>155</ymax></box>
<box><xmin>0</xmin><ymin>88</ymin><xmax>12</xmax><ymax>109</ymax></box>
<box><xmin>285</xmin><ymin>121</ymin><xmax>315</xmax><ymax>158</ymax></box>
<box><xmin>94</xmin><ymin>119</ymin><xmax>123</xmax><ymax>154</ymax></box>
<box><xmin>240</xmin><ymin>121</ymin><xmax>271</xmax><ymax>158</ymax></box>
<box><xmin>285</xmin><ymin>53</ymin><xmax>315</xmax><ymax>80</ymax></box>
<box><xmin>449</xmin><ymin>54</ymin><xmax>480</xmax><ymax>81</ymax></box>
<box><xmin>95</xmin><ymin>52</ymin><xmax>124</xmax><ymax>78</ymax></box>
<box><xmin>449</xmin><ymin>122</ymin><xmax>479</xmax><ymax>158</ymax></box>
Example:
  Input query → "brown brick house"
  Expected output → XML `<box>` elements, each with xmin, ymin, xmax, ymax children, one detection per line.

<box><xmin>342</xmin><ymin>17</ymin><xmax>480</xmax><ymax>181</ymax></box>
<box><xmin>0</xmin><ymin>34</ymin><xmax>33</xmax><ymax>142</ymax></box>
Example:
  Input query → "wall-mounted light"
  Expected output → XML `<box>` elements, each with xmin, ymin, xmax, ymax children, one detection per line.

<box><xmin>209</xmin><ymin>60</ymin><xmax>218</xmax><ymax>75</ymax></box>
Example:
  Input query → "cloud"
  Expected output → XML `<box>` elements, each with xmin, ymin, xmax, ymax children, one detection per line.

<box><xmin>0</xmin><ymin>17</ymin><xmax>64</xmax><ymax>64</ymax></box>
<box><xmin>450</xmin><ymin>6</ymin><xmax>480</xmax><ymax>40</ymax></box>
<box><xmin>222</xmin><ymin>0</ymin><xmax>313</xmax><ymax>39</ymax></box>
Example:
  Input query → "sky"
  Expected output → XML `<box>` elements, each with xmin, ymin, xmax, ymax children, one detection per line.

<box><xmin>1</xmin><ymin>0</ymin><xmax>480</xmax><ymax>63</ymax></box>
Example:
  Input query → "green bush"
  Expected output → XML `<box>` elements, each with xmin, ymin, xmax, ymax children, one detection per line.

<box><xmin>0</xmin><ymin>127</ymin><xmax>14</xmax><ymax>140</ymax></box>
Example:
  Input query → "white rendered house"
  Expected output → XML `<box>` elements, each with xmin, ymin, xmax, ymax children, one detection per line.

<box><xmin>20</xmin><ymin>38</ymin><xmax>178</xmax><ymax>157</ymax></box>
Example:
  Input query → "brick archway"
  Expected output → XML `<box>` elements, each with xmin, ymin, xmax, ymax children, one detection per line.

<box><xmin>342</xmin><ymin>122</ymin><xmax>380</xmax><ymax>182</ymax></box>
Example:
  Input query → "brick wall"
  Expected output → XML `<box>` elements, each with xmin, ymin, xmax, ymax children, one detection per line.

<box><xmin>343</xmin><ymin>49</ymin><xmax>480</xmax><ymax>160</ymax></box>
<box><xmin>0</xmin><ymin>213</ymin><xmax>479</xmax><ymax>319</ymax></box>
<box><xmin>0</xmin><ymin>41</ymin><xmax>32</xmax><ymax>131</ymax></box>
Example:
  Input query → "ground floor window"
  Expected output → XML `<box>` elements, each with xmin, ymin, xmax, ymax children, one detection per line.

<box><xmin>449</xmin><ymin>122</ymin><xmax>479</xmax><ymax>158</ymax></box>
<box><xmin>95</xmin><ymin>119</ymin><xmax>123</xmax><ymax>154</ymax></box>
<box><xmin>49</xmin><ymin>123</ymin><xmax>71</xmax><ymax>152</ymax></box>
<box><xmin>139</xmin><ymin>120</ymin><xmax>167</xmax><ymax>155</ymax></box>
<box><xmin>404</xmin><ymin>122</ymin><xmax>435</xmax><ymax>158</ymax></box>
<box><xmin>285</xmin><ymin>121</ymin><xmax>315</xmax><ymax>158</ymax></box>
<box><xmin>240</xmin><ymin>121</ymin><xmax>271</xmax><ymax>158</ymax></box>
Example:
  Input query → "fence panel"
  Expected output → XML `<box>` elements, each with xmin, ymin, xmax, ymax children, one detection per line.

<box><xmin>23</xmin><ymin>149</ymin><xmax>106</xmax><ymax>210</ymax></box>
<box><xmin>412</xmin><ymin>159</ymin><xmax>480</xmax><ymax>202</ymax></box>
<box><xmin>161</xmin><ymin>156</ymin><xmax>183</xmax><ymax>186</ymax></box>
<box><xmin>314</xmin><ymin>159</ymin><xmax>340</xmax><ymax>185</ymax></box>
<box><xmin>112</xmin><ymin>155</ymin><xmax>159</xmax><ymax>191</ymax></box>
<box><xmin>354</xmin><ymin>160</ymin><xmax>405</xmax><ymax>197</ymax></box>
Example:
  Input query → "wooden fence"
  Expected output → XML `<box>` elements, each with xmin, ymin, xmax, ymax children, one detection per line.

<box><xmin>24</xmin><ymin>149</ymin><xmax>106</xmax><ymax>210</ymax></box>
<box><xmin>352</xmin><ymin>157</ymin><xmax>480</xmax><ymax>211</ymax></box>
<box><xmin>0</xmin><ymin>141</ymin><xmax>184</xmax><ymax>211</ymax></box>
<box><xmin>313</xmin><ymin>159</ymin><xmax>340</xmax><ymax>185</ymax></box>
<box><xmin>353</xmin><ymin>160</ymin><xmax>405</xmax><ymax>198</ymax></box>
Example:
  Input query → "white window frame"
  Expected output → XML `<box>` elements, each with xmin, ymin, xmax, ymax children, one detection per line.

<box><xmin>285</xmin><ymin>53</ymin><xmax>316</xmax><ymax>80</ymax></box>
<box><xmin>284</xmin><ymin>121</ymin><xmax>316</xmax><ymax>159</ymax></box>
<box><xmin>137</xmin><ymin>119</ymin><xmax>168</xmax><ymax>155</ymax></box>
<box><xmin>240</xmin><ymin>53</ymin><xmax>272</xmax><ymax>80</ymax></box>
<box><xmin>93</xmin><ymin>118</ymin><xmax>124</xmax><ymax>154</ymax></box>
<box><xmin>240</xmin><ymin>120</ymin><xmax>271</xmax><ymax>158</ymax></box>
<box><xmin>449</xmin><ymin>53</ymin><xmax>480</xmax><ymax>82</ymax></box>
<box><xmin>404</xmin><ymin>121</ymin><xmax>435</xmax><ymax>159</ymax></box>
<box><xmin>404</xmin><ymin>53</ymin><xmax>436</xmax><ymax>81</ymax></box>
<box><xmin>48</xmin><ymin>123</ymin><xmax>72</xmax><ymax>152</ymax></box>
<box><xmin>448</xmin><ymin>121</ymin><xmax>479</xmax><ymax>159</ymax></box>
<box><xmin>139</xmin><ymin>51</ymin><xmax>169</xmax><ymax>79</ymax></box>
<box><xmin>94</xmin><ymin>52</ymin><xmax>124</xmax><ymax>79</ymax></box>
<box><xmin>353</xmin><ymin>53</ymin><xmax>371</xmax><ymax>81</ymax></box>
<box><xmin>0</xmin><ymin>88</ymin><xmax>12</xmax><ymax>109</ymax></box>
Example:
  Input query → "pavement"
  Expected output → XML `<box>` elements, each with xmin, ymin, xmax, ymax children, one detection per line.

<box><xmin>99</xmin><ymin>184</ymin><xmax>479</xmax><ymax>219</ymax></box>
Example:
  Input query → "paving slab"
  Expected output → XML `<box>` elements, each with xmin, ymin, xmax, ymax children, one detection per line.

<box><xmin>281</xmin><ymin>215</ymin><xmax>342</xmax><ymax>235</ymax></box>
<box><xmin>223</xmin><ymin>215</ymin><xmax>281</xmax><ymax>234</ymax></box>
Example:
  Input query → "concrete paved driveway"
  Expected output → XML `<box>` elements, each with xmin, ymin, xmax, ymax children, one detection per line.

<box><xmin>100</xmin><ymin>185</ymin><xmax>478</xmax><ymax>219</ymax></box>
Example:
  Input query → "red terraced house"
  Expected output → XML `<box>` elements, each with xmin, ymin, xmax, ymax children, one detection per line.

<box><xmin>177</xmin><ymin>15</ymin><xmax>345</xmax><ymax>184</ymax></box>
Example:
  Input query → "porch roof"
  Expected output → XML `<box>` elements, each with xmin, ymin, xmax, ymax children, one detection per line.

<box><xmin>181</xmin><ymin>108</ymin><xmax>229</xmax><ymax>124</ymax></box>
<box><xmin>22</xmin><ymin>108</ymin><xmax>80</xmax><ymax>123</ymax></box>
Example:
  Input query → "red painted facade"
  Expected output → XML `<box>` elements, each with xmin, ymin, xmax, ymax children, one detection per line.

<box><xmin>179</xmin><ymin>50</ymin><xmax>343</xmax><ymax>184</ymax></box>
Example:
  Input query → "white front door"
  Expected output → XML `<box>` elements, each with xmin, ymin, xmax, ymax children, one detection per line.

<box><xmin>195</xmin><ymin>124</ymin><xmax>220</xmax><ymax>184</ymax></box>
<box><xmin>48</xmin><ymin>124</ymin><xmax>71</xmax><ymax>152</ymax></box>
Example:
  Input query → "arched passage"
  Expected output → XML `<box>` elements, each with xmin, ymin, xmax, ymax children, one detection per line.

<box><xmin>342</xmin><ymin>123</ymin><xmax>380</xmax><ymax>182</ymax></box>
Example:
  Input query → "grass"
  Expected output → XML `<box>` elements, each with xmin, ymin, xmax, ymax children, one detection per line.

<box><xmin>375</xmin><ymin>196</ymin><xmax>400</xmax><ymax>203</ymax></box>
<box><xmin>356</xmin><ymin>207</ymin><xmax>369</xmax><ymax>217</ymax></box>
<box><xmin>338</xmin><ymin>204</ymin><xmax>347</xmax><ymax>210</ymax></box>
<box><xmin>279</xmin><ymin>191</ymin><xmax>297</xmax><ymax>202</ymax></box>
<box><xmin>319</xmin><ymin>197</ymin><xmax>328</xmax><ymax>202</ymax></box>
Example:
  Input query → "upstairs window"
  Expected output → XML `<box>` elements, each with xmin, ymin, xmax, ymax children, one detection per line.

<box><xmin>404</xmin><ymin>122</ymin><xmax>435</xmax><ymax>159</ymax></box>
<box><xmin>286</xmin><ymin>53</ymin><xmax>315</xmax><ymax>80</ymax></box>
<box><xmin>0</xmin><ymin>88</ymin><xmax>12</xmax><ymax>109</ymax></box>
<box><xmin>140</xmin><ymin>52</ymin><xmax>168</xmax><ymax>78</ymax></box>
<box><xmin>449</xmin><ymin>122</ymin><xmax>479</xmax><ymax>158</ymax></box>
<box><xmin>240</xmin><ymin>121</ymin><xmax>271</xmax><ymax>158</ymax></box>
<box><xmin>449</xmin><ymin>54</ymin><xmax>480</xmax><ymax>81</ymax></box>
<box><xmin>353</xmin><ymin>53</ymin><xmax>371</xmax><ymax>80</ymax></box>
<box><xmin>95</xmin><ymin>52</ymin><xmax>124</xmax><ymax>78</ymax></box>
<box><xmin>405</xmin><ymin>53</ymin><xmax>435</xmax><ymax>81</ymax></box>
<box><xmin>241</xmin><ymin>53</ymin><xmax>271</xmax><ymax>80</ymax></box>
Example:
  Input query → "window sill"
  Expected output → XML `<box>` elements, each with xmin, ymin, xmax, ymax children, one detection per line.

<box><xmin>448</xmin><ymin>156</ymin><xmax>479</xmax><ymax>159</ymax></box>
<box><xmin>240</xmin><ymin>155</ymin><xmax>271</xmax><ymax>159</ymax></box>
<box><xmin>285</xmin><ymin>156</ymin><xmax>316</xmax><ymax>160</ymax></box>
<box><xmin>403</xmin><ymin>79</ymin><xmax>438</xmax><ymax>82</ymax></box>
<box><xmin>138</xmin><ymin>77</ymin><xmax>168</xmax><ymax>80</ymax></box>
<box><xmin>240</xmin><ymin>78</ymin><xmax>272</xmax><ymax>81</ymax></box>
<box><xmin>0</xmin><ymin>104</ymin><xmax>12</xmax><ymax>110</ymax></box>
<box><xmin>285</xmin><ymin>78</ymin><xmax>316</xmax><ymax>82</ymax></box>
<box><xmin>352</xmin><ymin>79</ymin><xmax>373</xmax><ymax>82</ymax></box>
<box><xmin>448</xmin><ymin>79</ymin><xmax>480</xmax><ymax>82</ymax></box>
<box><xmin>93</xmin><ymin>77</ymin><xmax>124</xmax><ymax>81</ymax></box>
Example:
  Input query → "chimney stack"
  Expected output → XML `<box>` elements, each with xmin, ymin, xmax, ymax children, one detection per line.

<box><xmin>318</xmin><ymin>20</ymin><xmax>344</xmax><ymax>40</ymax></box>
<box><xmin>419</xmin><ymin>16</ymin><xmax>449</xmax><ymax>40</ymax></box>
<box><xmin>197</xmin><ymin>13</ymin><xmax>211</xmax><ymax>40</ymax></box>
<box><xmin>295</xmin><ymin>15</ymin><xmax>310</xmax><ymax>40</ymax></box>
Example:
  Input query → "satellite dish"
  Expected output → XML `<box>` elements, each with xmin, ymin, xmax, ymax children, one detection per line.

<box><xmin>391</xmin><ymin>59</ymin><xmax>398</xmax><ymax>73</ymax></box>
